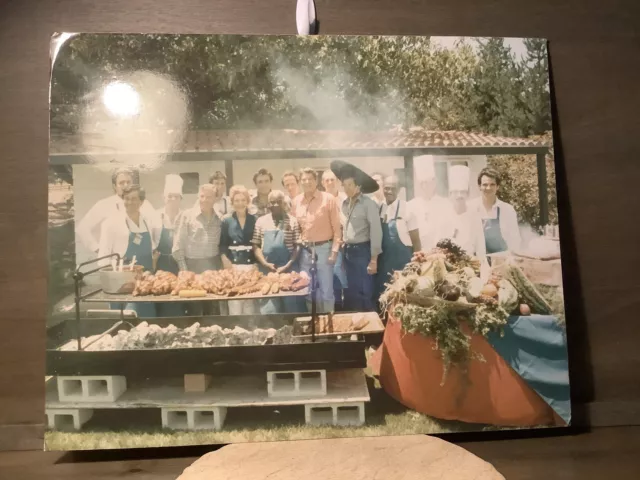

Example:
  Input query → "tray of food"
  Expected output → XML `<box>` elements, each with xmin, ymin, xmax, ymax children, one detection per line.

<box><xmin>83</xmin><ymin>270</ymin><xmax>310</xmax><ymax>302</ymax></box>
<box><xmin>292</xmin><ymin>312</ymin><xmax>385</xmax><ymax>338</ymax></box>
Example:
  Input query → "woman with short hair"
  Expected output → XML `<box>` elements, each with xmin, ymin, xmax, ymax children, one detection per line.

<box><xmin>220</xmin><ymin>185</ymin><xmax>259</xmax><ymax>315</ymax></box>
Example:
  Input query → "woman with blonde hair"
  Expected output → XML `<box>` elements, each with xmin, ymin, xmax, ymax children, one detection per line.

<box><xmin>220</xmin><ymin>185</ymin><xmax>258</xmax><ymax>315</ymax></box>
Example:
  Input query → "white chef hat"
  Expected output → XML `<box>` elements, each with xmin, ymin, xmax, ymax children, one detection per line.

<box><xmin>414</xmin><ymin>155</ymin><xmax>436</xmax><ymax>182</ymax></box>
<box><xmin>164</xmin><ymin>173</ymin><xmax>183</xmax><ymax>197</ymax></box>
<box><xmin>448</xmin><ymin>165</ymin><xmax>470</xmax><ymax>192</ymax></box>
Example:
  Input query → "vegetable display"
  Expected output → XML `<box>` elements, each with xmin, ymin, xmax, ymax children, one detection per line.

<box><xmin>380</xmin><ymin>239</ymin><xmax>559</xmax><ymax>382</ymax></box>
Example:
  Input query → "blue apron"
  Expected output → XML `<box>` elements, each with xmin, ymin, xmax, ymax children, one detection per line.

<box><xmin>376</xmin><ymin>201</ymin><xmax>413</xmax><ymax>299</ymax></box>
<box><xmin>155</xmin><ymin>213</ymin><xmax>185</xmax><ymax>318</ymax></box>
<box><xmin>156</xmin><ymin>213</ymin><xmax>179</xmax><ymax>274</ymax></box>
<box><xmin>483</xmin><ymin>206</ymin><xmax>509</xmax><ymax>254</ymax></box>
<box><xmin>259</xmin><ymin>220</ymin><xmax>299</xmax><ymax>313</ymax></box>
<box><xmin>111</xmin><ymin>218</ymin><xmax>156</xmax><ymax>318</ymax></box>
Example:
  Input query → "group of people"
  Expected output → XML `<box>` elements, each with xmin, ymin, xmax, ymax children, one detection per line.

<box><xmin>77</xmin><ymin>158</ymin><xmax>522</xmax><ymax>318</ymax></box>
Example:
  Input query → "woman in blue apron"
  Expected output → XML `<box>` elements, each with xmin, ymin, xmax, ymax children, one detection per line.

<box><xmin>482</xmin><ymin>207</ymin><xmax>508</xmax><ymax>265</ymax></box>
<box><xmin>107</xmin><ymin>185</ymin><xmax>156</xmax><ymax>318</ymax></box>
<box><xmin>376</xmin><ymin>200</ymin><xmax>413</xmax><ymax>302</ymax></box>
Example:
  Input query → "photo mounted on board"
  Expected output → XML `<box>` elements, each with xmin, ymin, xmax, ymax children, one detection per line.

<box><xmin>46</xmin><ymin>33</ymin><xmax>569</xmax><ymax>450</ymax></box>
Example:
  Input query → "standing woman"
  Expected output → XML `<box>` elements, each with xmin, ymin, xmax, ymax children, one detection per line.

<box><xmin>220</xmin><ymin>185</ymin><xmax>259</xmax><ymax>315</ymax></box>
<box><xmin>98</xmin><ymin>184</ymin><xmax>159</xmax><ymax>318</ymax></box>
<box><xmin>155</xmin><ymin>174</ymin><xmax>185</xmax><ymax>317</ymax></box>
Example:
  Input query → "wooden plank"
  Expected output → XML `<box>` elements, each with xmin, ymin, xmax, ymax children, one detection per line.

<box><xmin>45</xmin><ymin>369</ymin><xmax>370</xmax><ymax>409</ymax></box>
<box><xmin>0</xmin><ymin>424</ymin><xmax>44</xmax><ymax>451</ymax></box>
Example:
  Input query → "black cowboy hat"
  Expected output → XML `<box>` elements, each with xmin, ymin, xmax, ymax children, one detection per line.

<box><xmin>329</xmin><ymin>160</ymin><xmax>380</xmax><ymax>194</ymax></box>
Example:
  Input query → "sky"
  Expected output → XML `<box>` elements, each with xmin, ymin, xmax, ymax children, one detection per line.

<box><xmin>431</xmin><ymin>36</ymin><xmax>528</xmax><ymax>60</ymax></box>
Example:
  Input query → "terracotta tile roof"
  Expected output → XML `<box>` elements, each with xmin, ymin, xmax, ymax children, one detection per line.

<box><xmin>50</xmin><ymin>127</ymin><xmax>548</xmax><ymax>156</ymax></box>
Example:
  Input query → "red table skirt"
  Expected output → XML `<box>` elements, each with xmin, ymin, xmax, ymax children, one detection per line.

<box><xmin>369</xmin><ymin>313</ymin><xmax>563</xmax><ymax>427</ymax></box>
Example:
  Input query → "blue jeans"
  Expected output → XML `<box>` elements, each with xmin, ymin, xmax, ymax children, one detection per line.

<box><xmin>299</xmin><ymin>243</ymin><xmax>335</xmax><ymax>314</ymax></box>
<box><xmin>343</xmin><ymin>242</ymin><xmax>374</xmax><ymax>312</ymax></box>
<box><xmin>260</xmin><ymin>296</ymin><xmax>304</xmax><ymax>314</ymax></box>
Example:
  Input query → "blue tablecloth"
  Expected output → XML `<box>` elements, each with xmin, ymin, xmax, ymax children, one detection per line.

<box><xmin>488</xmin><ymin>315</ymin><xmax>571</xmax><ymax>425</ymax></box>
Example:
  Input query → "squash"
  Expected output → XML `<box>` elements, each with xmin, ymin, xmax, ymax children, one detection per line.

<box><xmin>498</xmin><ymin>279</ymin><xmax>519</xmax><ymax>313</ymax></box>
<box><xmin>506</xmin><ymin>264</ymin><xmax>552</xmax><ymax>315</ymax></box>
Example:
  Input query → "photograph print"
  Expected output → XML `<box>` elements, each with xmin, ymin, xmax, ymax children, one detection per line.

<box><xmin>46</xmin><ymin>33</ymin><xmax>570</xmax><ymax>450</ymax></box>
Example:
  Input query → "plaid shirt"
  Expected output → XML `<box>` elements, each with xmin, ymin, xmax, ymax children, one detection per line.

<box><xmin>172</xmin><ymin>207</ymin><xmax>222</xmax><ymax>271</ymax></box>
<box><xmin>252</xmin><ymin>213</ymin><xmax>301</xmax><ymax>253</ymax></box>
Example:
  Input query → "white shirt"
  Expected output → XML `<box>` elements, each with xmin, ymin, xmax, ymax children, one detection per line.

<box><xmin>467</xmin><ymin>197</ymin><xmax>521</xmax><ymax>253</ymax></box>
<box><xmin>98</xmin><ymin>212</ymin><xmax>160</xmax><ymax>267</ymax></box>
<box><xmin>157</xmin><ymin>207</ymin><xmax>183</xmax><ymax>230</ymax></box>
<box><xmin>451</xmin><ymin>209</ymin><xmax>487</xmax><ymax>258</ymax></box>
<box><xmin>380</xmin><ymin>198</ymin><xmax>418</xmax><ymax>247</ymax></box>
<box><xmin>77</xmin><ymin>194</ymin><xmax>156</xmax><ymax>253</ymax></box>
<box><xmin>408</xmin><ymin>195</ymin><xmax>457</xmax><ymax>251</ymax></box>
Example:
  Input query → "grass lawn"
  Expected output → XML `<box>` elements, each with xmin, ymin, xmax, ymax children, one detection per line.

<box><xmin>44</xmin><ymin>374</ymin><xmax>498</xmax><ymax>451</ymax></box>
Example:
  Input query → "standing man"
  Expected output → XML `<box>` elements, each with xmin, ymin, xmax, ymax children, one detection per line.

<box><xmin>321</xmin><ymin>169</ymin><xmax>348</xmax><ymax>206</ymax></box>
<box><xmin>321</xmin><ymin>168</ymin><xmax>348</xmax><ymax>310</ymax></box>
<box><xmin>172</xmin><ymin>184</ymin><xmax>223</xmax><ymax>273</ymax></box>
<box><xmin>154</xmin><ymin>174</ymin><xmax>186</xmax><ymax>317</ymax></box>
<box><xmin>77</xmin><ymin>167</ymin><xmax>155</xmax><ymax>256</ymax></box>
<box><xmin>408</xmin><ymin>158</ymin><xmax>456</xmax><ymax>251</ymax></box>
<box><xmin>253</xmin><ymin>190</ymin><xmax>303</xmax><ymax>314</ymax></box>
<box><xmin>281</xmin><ymin>170</ymin><xmax>301</xmax><ymax>204</ymax></box>
<box><xmin>468</xmin><ymin>167</ymin><xmax>521</xmax><ymax>257</ymax></box>
<box><xmin>210</xmin><ymin>171</ymin><xmax>231</xmax><ymax>218</ymax></box>
<box><xmin>448</xmin><ymin>165</ymin><xmax>486</xmax><ymax>257</ymax></box>
<box><xmin>331</xmin><ymin>161</ymin><xmax>383</xmax><ymax>312</ymax></box>
<box><xmin>375</xmin><ymin>175</ymin><xmax>421</xmax><ymax>300</ymax></box>
<box><xmin>292</xmin><ymin>168</ymin><xmax>342</xmax><ymax>314</ymax></box>
<box><xmin>250</xmin><ymin>168</ymin><xmax>274</xmax><ymax>217</ymax></box>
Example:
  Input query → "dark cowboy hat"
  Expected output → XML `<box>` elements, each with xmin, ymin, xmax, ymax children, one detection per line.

<box><xmin>329</xmin><ymin>160</ymin><xmax>380</xmax><ymax>194</ymax></box>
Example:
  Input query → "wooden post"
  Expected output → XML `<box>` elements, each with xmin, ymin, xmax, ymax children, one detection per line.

<box><xmin>536</xmin><ymin>152</ymin><xmax>549</xmax><ymax>227</ymax></box>
<box><xmin>404</xmin><ymin>153</ymin><xmax>415</xmax><ymax>200</ymax></box>
<box><xmin>225</xmin><ymin>158</ymin><xmax>234</xmax><ymax>190</ymax></box>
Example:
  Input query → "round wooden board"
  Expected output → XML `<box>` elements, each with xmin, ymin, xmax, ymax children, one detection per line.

<box><xmin>176</xmin><ymin>435</ymin><xmax>504</xmax><ymax>480</ymax></box>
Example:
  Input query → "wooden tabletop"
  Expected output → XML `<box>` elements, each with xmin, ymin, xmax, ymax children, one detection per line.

<box><xmin>1</xmin><ymin>426</ymin><xmax>639</xmax><ymax>479</ymax></box>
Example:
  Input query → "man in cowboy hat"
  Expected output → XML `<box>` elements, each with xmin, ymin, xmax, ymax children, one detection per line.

<box><xmin>330</xmin><ymin>160</ymin><xmax>383</xmax><ymax>312</ymax></box>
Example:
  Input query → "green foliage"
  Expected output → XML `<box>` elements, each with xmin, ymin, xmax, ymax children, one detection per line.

<box><xmin>488</xmin><ymin>131</ymin><xmax>558</xmax><ymax>228</ymax></box>
<box><xmin>50</xmin><ymin>34</ymin><xmax>551</xmax><ymax>137</ymax></box>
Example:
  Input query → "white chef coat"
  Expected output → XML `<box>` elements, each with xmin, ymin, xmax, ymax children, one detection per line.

<box><xmin>380</xmin><ymin>198</ymin><xmax>418</xmax><ymax>247</ymax></box>
<box><xmin>408</xmin><ymin>195</ymin><xmax>457</xmax><ymax>251</ymax></box>
<box><xmin>451</xmin><ymin>210</ymin><xmax>487</xmax><ymax>258</ymax></box>
<box><xmin>467</xmin><ymin>197</ymin><xmax>521</xmax><ymax>253</ymax></box>
<box><xmin>77</xmin><ymin>194</ymin><xmax>156</xmax><ymax>253</ymax></box>
<box><xmin>98</xmin><ymin>212</ymin><xmax>160</xmax><ymax>267</ymax></box>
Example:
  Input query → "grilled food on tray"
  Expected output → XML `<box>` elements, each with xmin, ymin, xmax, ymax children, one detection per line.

<box><xmin>300</xmin><ymin>313</ymin><xmax>371</xmax><ymax>335</ymax></box>
<box><xmin>130</xmin><ymin>270</ymin><xmax>308</xmax><ymax>298</ymax></box>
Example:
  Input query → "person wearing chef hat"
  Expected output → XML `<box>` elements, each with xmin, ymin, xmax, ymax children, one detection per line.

<box><xmin>153</xmin><ymin>174</ymin><xmax>187</xmax><ymax>317</ymax></box>
<box><xmin>407</xmin><ymin>156</ymin><xmax>456</xmax><ymax>251</ymax></box>
<box><xmin>448</xmin><ymin>164</ymin><xmax>486</xmax><ymax>257</ymax></box>
<box><xmin>375</xmin><ymin>175</ymin><xmax>422</xmax><ymax>302</ymax></box>
<box><xmin>330</xmin><ymin>160</ymin><xmax>383</xmax><ymax>312</ymax></box>
<box><xmin>467</xmin><ymin>167</ymin><xmax>521</xmax><ymax>258</ymax></box>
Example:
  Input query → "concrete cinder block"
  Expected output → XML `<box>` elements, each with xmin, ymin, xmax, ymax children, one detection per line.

<box><xmin>46</xmin><ymin>408</ymin><xmax>94</xmax><ymax>431</ymax></box>
<box><xmin>161</xmin><ymin>407</ymin><xmax>227</xmax><ymax>431</ymax></box>
<box><xmin>57</xmin><ymin>376</ymin><xmax>127</xmax><ymax>403</ymax></box>
<box><xmin>267</xmin><ymin>370</ymin><xmax>327</xmax><ymax>397</ymax></box>
<box><xmin>184</xmin><ymin>374</ymin><xmax>212</xmax><ymax>393</ymax></box>
<box><xmin>305</xmin><ymin>402</ymin><xmax>365</xmax><ymax>427</ymax></box>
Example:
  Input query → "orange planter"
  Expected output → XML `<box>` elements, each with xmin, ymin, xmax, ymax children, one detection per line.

<box><xmin>370</xmin><ymin>312</ymin><xmax>563</xmax><ymax>427</ymax></box>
